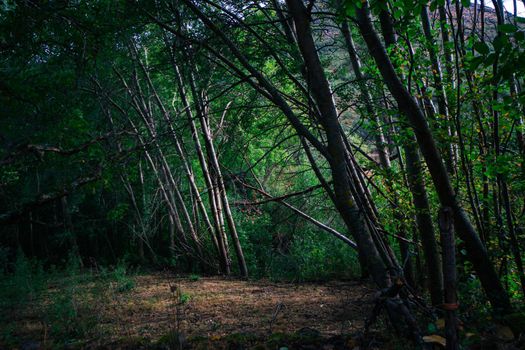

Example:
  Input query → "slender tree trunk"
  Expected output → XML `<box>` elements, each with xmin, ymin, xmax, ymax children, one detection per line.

<box><xmin>170</xmin><ymin>56</ymin><xmax>231</xmax><ymax>274</ymax></box>
<box><xmin>421</xmin><ymin>5</ymin><xmax>456</xmax><ymax>176</ymax></box>
<box><xmin>341</xmin><ymin>20</ymin><xmax>415</xmax><ymax>286</ymax></box>
<box><xmin>287</xmin><ymin>0</ymin><xmax>390</xmax><ymax>287</ymax></box>
<box><xmin>355</xmin><ymin>4</ymin><xmax>511</xmax><ymax>312</ymax></box>
<box><xmin>61</xmin><ymin>196</ymin><xmax>81</xmax><ymax>265</ymax></box>
<box><xmin>115</xmin><ymin>67</ymin><xmax>204</xmax><ymax>258</ymax></box>
<box><xmin>132</xmin><ymin>44</ymin><xmax>220</xmax><ymax>257</ymax></box>
<box><xmin>366</xmin><ymin>10</ymin><xmax>443</xmax><ymax>304</ymax></box>
<box><xmin>189</xmin><ymin>73</ymin><xmax>248</xmax><ymax>278</ymax></box>
<box><xmin>439</xmin><ymin>207</ymin><xmax>459</xmax><ymax>350</ymax></box>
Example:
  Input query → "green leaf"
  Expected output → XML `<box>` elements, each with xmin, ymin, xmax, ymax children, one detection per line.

<box><xmin>346</xmin><ymin>4</ymin><xmax>356</xmax><ymax>17</ymax></box>
<box><xmin>502</xmin><ymin>95</ymin><xmax>514</xmax><ymax>105</ymax></box>
<box><xmin>427</xmin><ymin>323</ymin><xmax>438</xmax><ymax>333</ymax></box>
<box><xmin>468</xmin><ymin>56</ymin><xmax>484</xmax><ymax>70</ymax></box>
<box><xmin>461</xmin><ymin>0</ymin><xmax>470</xmax><ymax>7</ymax></box>
<box><xmin>493</xmin><ymin>35</ymin><xmax>510</xmax><ymax>51</ymax></box>
<box><xmin>484</xmin><ymin>52</ymin><xmax>497</xmax><ymax>66</ymax></box>
<box><xmin>499</xmin><ymin>63</ymin><xmax>515</xmax><ymax>80</ymax></box>
<box><xmin>473</xmin><ymin>41</ymin><xmax>490</xmax><ymax>55</ymax></box>
<box><xmin>498</xmin><ymin>24</ymin><xmax>517</xmax><ymax>33</ymax></box>
<box><xmin>520</xmin><ymin>93</ymin><xmax>525</xmax><ymax>105</ymax></box>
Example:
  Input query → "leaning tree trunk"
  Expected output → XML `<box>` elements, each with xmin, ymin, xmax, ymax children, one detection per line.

<box><xmin>368</xmin><ymin>12</ymin><xmax>444</xmax><ymax>305</ymax></box>
<box><xmin>341</xmin><ymin>20</ymin><xmax>415</xmax><ymax>287</ymax></box>
<box><xmin>169</xmin><ymin>53</ymin><xmax>231</xmax><ymax>274</ymax></box>
<box><xmin>355</xmin><ymin>3</ymin><xmax>511</xmax><ymax>312</ymax></box>
<box><xmin>286</xmin><ymin>0</ymin><xmax>391</xmax><ymax>288</ymax></box>
<box><xmin>131</xmin><ymin>43</ymin><xmax>220</xmax><ymax>261</ymax></box>
<box><xmin>188</xmin><ymin>71</ymin><xmax>249</xmax><ymax>278</ymax></box>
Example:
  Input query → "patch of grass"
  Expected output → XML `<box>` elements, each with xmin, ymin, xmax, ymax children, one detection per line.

<box><xmin>188</xmin><ymin>273</ymin><xmax>201</xmax><ymax>282</ymax></box>
<box><xmin>225</xmin><ymin>332</ymin><xmax>259</xmax><ymax>344</ymax></box>
<box><xmin>0</xmin><ymin>249</ymin><xmax>47</xmax><ymax>310</ymax></box>
<box><xmin>179</xmin><ymin>291</ymin><xmax>191</xmax><ymax>304</ymax></box>
<box><xmin>157</xmin><ymin>330</ymin><xmax>186</xmax><ymax>348</ymax></box>
<box><xmin>117</xmin><ymin>335</ymin><xmax>151</xmax><ymax>347</ymax></box>
<box><xmin>114</xmin><ymin>263</ymin><xmax>135</xmax><ymax>293</ymax></box>
<box><xmin>43</xmin><ymin>255</ymin><xmax>102</xmax><ymax>344</ymax></box>
<box><xmin>0</xmin><ymin>254</ymin><xmax>139</xmax><ymax>348</ymax></box>
<box><xmin>267</xmin><ymin>330</ymin><xmax>324</xmax><ymax>348</ymax></box>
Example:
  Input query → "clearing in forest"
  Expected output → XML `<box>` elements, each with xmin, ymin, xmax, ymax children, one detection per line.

<box><xmin>3</xmin><ymin>273</ymin><xmax>376</xmax><ymax>349</ymax></box>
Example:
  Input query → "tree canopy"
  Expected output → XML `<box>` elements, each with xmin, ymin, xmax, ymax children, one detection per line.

<box><xmin>2</xmin><ymin>0</ymin><xmax>525</xmax><ymax>347</ymax></box>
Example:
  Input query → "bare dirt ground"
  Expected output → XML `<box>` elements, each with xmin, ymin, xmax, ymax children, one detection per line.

<box><xmin>123</xmin><ymin>275</ymin><xmax>373</xmax><ymax>339</ymax></box>
<box><xmin>4</xmin><ymin>273</ymin><xmax>379</xmax><ymax>349</ymax></box>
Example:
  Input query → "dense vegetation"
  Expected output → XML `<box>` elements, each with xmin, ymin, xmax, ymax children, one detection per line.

<box><xmin>2</xmin><ymin>0</ymin><xmax>525</xmax><ymax>348</ymax></box>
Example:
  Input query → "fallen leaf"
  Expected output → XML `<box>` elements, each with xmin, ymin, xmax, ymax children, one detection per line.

<box><xmin>422</xmin><ymin>334</ymin><xmax>446</xmax><ymax>347</ymax></box>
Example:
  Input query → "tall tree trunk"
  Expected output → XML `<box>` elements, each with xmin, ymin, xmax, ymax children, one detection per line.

<box><xmin>61</xmin><ymin>196</ymin><xmax>81</xmax><ymax>265</ymax></box>
<box><xmin>286</xmin><ymin>0</ymin><xmax>390</xmax><ymax>287</ymax></box>
<box><xmin>132</xmin><ymin>43</ymin><xmax>220</xmax><ymax>259</ymax></box>
<box><xmin>355</xmin><ymin>4</ymin><xmax>511</xmax><ymax>312</ymax></box>
<box><xmin>421</xmin><ymin>5</ymin><xmax>456</xmax><ymax>176</ymax></box>
<box><xmin>341</xmin><ymin>20</ymin><xmax>415</xmax><ymax>287</ymax></box>
<box><xmin>188</xmin><ymin>72</ymin><xmax>248</xmax><ymax>278</ymax></box>
<box><xmin>170</xmin><ymin>55</ymin><xmax>231</xmax><ymax>274</ymax></box>
<box><xmin>363</xmin><ymin>11</ymin><xmax>443</xmax><ymax>303</ymax></box>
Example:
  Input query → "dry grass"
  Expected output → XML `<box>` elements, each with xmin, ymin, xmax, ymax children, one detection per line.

<box><xmin>125</xmin><ymin>275</ymin><xmax>373</xmax><ymax>339</ymax></box>
<box><xmin>2</xmin><ymin>273</ymin><xmax>377</xmax><ymax>348</ymax></box>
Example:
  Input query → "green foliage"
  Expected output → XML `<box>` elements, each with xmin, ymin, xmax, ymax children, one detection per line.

<box><xmin>188</xmin><ymin>273</ymin><xmax>201</xmax><ymax>282</ymax></box>
<box><xmin>236</xmin><ymin>209</ymin><xmax>359</xmax><ymax>282</ymax></box>
<box><xmin>179</xmin><ymin>291</ymin><xmax>191</xmax><ymax>305</ymax></box>
<box><xmin>3</xmin><ymin>1</ymin><xmax>525</xmax><ymax>338</ymax></box>
<box><xmin>112</xmin><ymin>262</ymin><xmax>136</xmax><ymax>293</ymax></box>
<box><xmin>0</xmin><ymin>249</ymin><xmax>47</xmax><ymax>310</ymax></box>
<box><xmin>284</xmin><ymin>229</ymin><xmax>360</xmax><ymax>282</ymax></box>
<box><xmin>107</xmin><ymin>203</ymin><xmax>130</xmax><ymax>222</ymax></box>
<box><xmin>44</xmin><ymin>283</ymin><xmax>95</xmax><ymax>342</ymax></box>
<box><xmin>0</xmin><ymin>255</ymin><xmax>138</xmax><ymax>347</ymax></box>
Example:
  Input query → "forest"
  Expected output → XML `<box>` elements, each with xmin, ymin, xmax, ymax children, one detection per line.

<box><xmin>1</xmin><ymin>0</ymin><xmax>525</xmax><ymax>349</ymax></box>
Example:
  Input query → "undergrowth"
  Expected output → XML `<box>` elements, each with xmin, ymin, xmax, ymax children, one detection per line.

<box><xmin>236</xmin><ymin>211</ymin><xmax>360</xmax><ymax>282</ymax></box>
<box><xmin>0</xmin><ymin>250</ymin><xmax>137</xmax><ymax>348</ymax></box>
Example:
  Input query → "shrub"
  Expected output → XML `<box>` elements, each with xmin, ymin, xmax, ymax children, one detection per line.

<box><xmin>189</xmin><ymin>273</ymin><xmax>200</xmax><ymax>282</ymax></box>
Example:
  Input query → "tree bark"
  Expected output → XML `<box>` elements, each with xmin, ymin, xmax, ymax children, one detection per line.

<box><xmin>439</xmin><ymin>207</ymin><xmax>459</xmax><ymax>350</ymax></box>
<box><xmin>286</xmin><ymin>0</ymin><xmax>390</xmax><ymax>287</ymax></box>
<box><xmin>355</xmin><ymin>4</ymin><xmax>511</xmax><ymax>312</ymax></box>
<box><xmin>366</xmin><ymin>10</ymin><xmax>444</xmax><ymax>304</ymax></box>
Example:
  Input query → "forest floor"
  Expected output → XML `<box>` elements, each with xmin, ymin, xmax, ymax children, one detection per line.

<box><xmin>2</xmin><ymin>272</ymin><xmax>384</xmax><ymax>349</ymax></box>
<box><xmin>3</xmin><ymin>271</ymin><xmax>525</xmax><ymax>349</ymax></box>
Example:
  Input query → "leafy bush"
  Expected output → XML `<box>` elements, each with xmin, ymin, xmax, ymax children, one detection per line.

<box><xmin>235</xmin><ymin>208</ymin><xmax>359</xmax><ymax>281</ymax></box>
<box><xmin>273</xmin><ymin>229</ymin><xmax>360</xmax><ymax>282</ymax></box>
<box><xmin>0</xmin><ymin>253</ymin><xmax>138</xmax><ymax>347</ymax></box>
<box><xmin>113</xmin><ymin>262</ymin><xmax>136</xmax><ymax>293</ymax></box>
<box><xmin>0</xmin><ymin>249</ymin><xmax>47</xmax><ymax>310</ymax></box>
<box><xmin>179</xmin><ymin>291</ymin><xmax>191</xmax><ymax>304</ymax></box>
<box><xmin>189</xmin><ymin>273</ymin><xmax>201</xmax><ymax>282</ymax></box>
